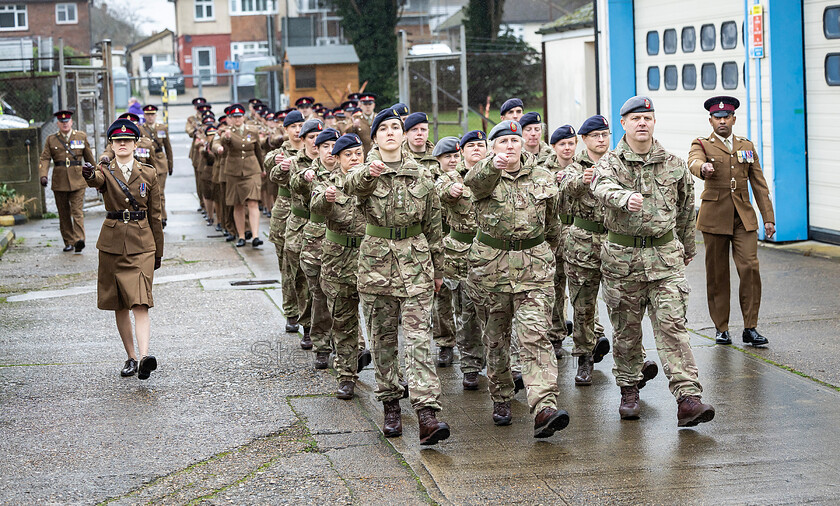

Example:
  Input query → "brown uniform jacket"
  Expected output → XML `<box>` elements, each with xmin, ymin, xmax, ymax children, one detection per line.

<box><xmin>348</xmin><ymin>113</ymin><xmax>374</xmax><ymax>156</ymax></box>
<box><xmin>140</xmin><ymin>122</ymin><xmax>173</xmax><ymax>174</ymax></box>
<box><xmin>86</xmin><ymin>159</ymin><xmax>164</xmax><ymax>258</ymax></box>
<box><xmin>221</xmin><ymin>124</ymin><xmax>263</xmax><ymax>177</ymax></box>
<box><xmin>39</xmin><ymin>130</ymin><xmax>96</xmax><ymax>191</ymax></box>
<box><xmin>688</xmin><ymin>133</ymin><xmax>775</xmax><ymax>234</ymax></box>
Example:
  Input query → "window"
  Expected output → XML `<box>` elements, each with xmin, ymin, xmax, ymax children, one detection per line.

<box><xmin>825</xmin><ymin>7</ymin><xmax>840</xmax><ymax>39</ymax></box>
<box><xmin>56</xmin><ymin>3</ymin><xmax>77</xmax><ymax>24</ymax></box>
<box><xmin>0</xmin><ymin>4</ymin><xmax>27</xmax><ymax>31</ymax></box>
<box><xmin>230</xmin><ymin>0</ymin><xmax>277</xmax><ymax>15</ymax></box>
<box><xmin>721</xmin><ymin>21</ymin><xmax>738</xmax><ymax>49</ymax></box>
<box><xmin>195</xmin><ymin>0</ymin><xmax>214</xmax><ymax>20</ymax></box>
<box><xmin>298</xmin><ymin>0</ymin><xmax>328</xmax><ymax>13</ymax></box>
<box><xmin>826</xmin><ymin>54</ymin><xmax>840</xmax><ymax>85</ymax></box>
<box><xmin>231</xmin><ymin>41</ymin><xmax>269</xmax><ymax>60</ymax></box>
<box><xmin>700</xmin><ymin>24</ymin><xmax>715</xmax><ymax>51</ymax></box>
<box><xmin>681</xmin><ymin>26</ymin><xmax>696</xmax><ymax>53</ymax></box>
<box><xmin>682</xmin><ymin>64</ymin><xmax>696</xmax><ymax>90</ymax></box>
<box><xmin>701</xmin><ymin>63</ymin><xmax>717</xmax><ymax>90</ymax></box>
<box><xmin>721</xmin><ymin>61</ymin><xmax>738</xmax><ymax>89</ymax></box>
<box><xmin>646</xmin><ymin>31</ymin><xmax>659</xmax><ymax>55</ymax></box>
<box><xmin>663</xmin><ymin>29</ymin><xmax>677</xmax><ymax>54</ymax></box>
<box><xmin>295</xmin><ymin>65</ymin><xmax>316</xmax><ymax>89</ymax></box>
<box><xmin>664</xmin><ymin>65</ymin><xmax>678</xmax><ymax>90</ymax></box>
<box><xmin>647</xmin><ymin>66</ymin><xmax>660</xmax><ymax>91</ymax></box>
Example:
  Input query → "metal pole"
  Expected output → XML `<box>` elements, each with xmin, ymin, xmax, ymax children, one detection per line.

<box><xmin>430</xmin><ymin>59</ymin><xmax>438</xmax><ymax>142</ymax></box>
<box><xmin>232</xmin><ymin>70</ymin><xmax>238</xmax><ymax>103</ymax></box>
<box><xmin>103</xmin><ymin>39</ymin><xmax>114</xmax><ymax>125</ymax></box>
<box><xmin>198</xmin><ymin>77</ymin><xmax>204</xmax><ymax>98</ymax></box>
<box><xmin>398</xmin><ymin>30</ymin><xmax>406</xmax><ymax>104</ymax></box>
<box><xmin>459</xmin><ymin>24</ymin><xmax>469</xmax><ymax>134</ymax></box>
<box><xmin>744</xmin><ymin>0</ymin><xmax>752</xmax><ymax>140</ymax></box>
<box><xmin>58</xmin><ymin>38</ymin><xmax>67</xmax><ymax>110</ymax></box>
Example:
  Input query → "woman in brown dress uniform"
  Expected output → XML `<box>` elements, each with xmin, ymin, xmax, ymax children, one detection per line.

<box><xmin>220</xmin><ymin>103</ymin><xmax>264</xmax><ymax>247</ymax></box>
<box><xmin>83</xmin><ymin>119</ymin><xmax>164</xmax><ymax>380</ymax></box>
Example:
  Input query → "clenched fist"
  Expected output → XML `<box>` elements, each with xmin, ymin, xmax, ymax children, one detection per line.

<box><xmin>449</xmin><ymin>182</ymin><xmax>464</xmax><ymax>199</ymax></box>
<box><xmin>583</xmin><ymin>167</ymin><xmax>595</xmax><ymax>184</ymax></box>
<box><xmin>700</xmin><ymin>162</ymin><xmax>715</xmax><ymax>178</ymax></box>
<box><xmin>626</xmin><ymin>192</ymin><xmax>644</xmax><ymax>212</ymax></box>
<box><xmin>82</xmin><ymin>162</ymin><xmax>95</xmax><ymax>180</ymax></box>
<box><xmin>99</xmin><ymin>155</ymin><xmax>110</xmax><ymax>166</ymax></box>
<box><xmin>281</xmin><ymin>157</ymin><xmax>292</xmax><ymax>172</ymax></box>
<box><xmin>325</xmin><ymin>185</ymin><xmax>337</xmax><ymax>202</ymax></box>
<box><xmin>369</xmin><ymin>160</ymin><xmax>385</xmax><ymax>178</ymax></box>
<box><xmin>493</xmin><ymin>153</ymin><xmax>509</xmax><ymax>171</ymax></box>
<box><xmin>274</xmin><ymin>152</ymin><xmax>284</xmax><ymax>165</ymax></box>
<box><xmin>303</xmin><ymin>169</ymin><xmax>316</xmax><ymax>182</ymax></box>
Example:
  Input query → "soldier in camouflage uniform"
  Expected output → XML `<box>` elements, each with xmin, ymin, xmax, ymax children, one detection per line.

<box><xmin>556</xmin><ymin>118</ymin><xmax>614</xmax><ymax>386</ymax></box>
<box><xmin>274</xmin><ymin>118</ymin><xmax>321</xmax><ymax>349</ymax></box>
<box><xmin>344</xmin><ymin>108</ymin><xmax>450</xmax><ymax>446</ymax></box>
<box><xmin>291</xmin><ymin>125</ymin><xmax>338</xmax><ymax>369</ymax></box>
<box><xmin>464</xmin><ymin>120</ymin><xmax>569</xmax><ymax>439</ymax></box>
<box><xmin>311</xmin><ymin>133</ymin><xmax>372</xmax><ymax>400</ymax></box>
<box><xmin>521</xmin><ymin>112</ymin><xmax>572</xmax><ymax>359</ymax></box>
<box><xmin>434</xmin><ymin>136</ymin><xmax>486</xmax><ymax>390</ymax></box>
<box><xmin>267</xmin><ymin>111</ymin><xmax>306</xmax><ymax>332</ymax></box>
<box><xmin>591</xmin><ymin>96</ymin><xmax>715</xmax><ymax>427</ymax></box>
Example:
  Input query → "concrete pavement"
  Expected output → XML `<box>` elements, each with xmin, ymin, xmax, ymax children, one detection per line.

<box><xmin>2</xmin><ymin>106</ymin><xmax>840</xmax><ymax>504</ymax></box>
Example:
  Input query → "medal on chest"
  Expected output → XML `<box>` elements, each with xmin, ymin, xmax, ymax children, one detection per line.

<box><xmin>139</xmin><ymin>182</ymin><xmax>147</xmax><ymax>198</ymax></box>
<box><xmin>135</xmin><ymin>147</ymin><xmax>149</xmax><ymax>158</ymax></box>
<box><xmin>158</xmin><ymin>130</ymin><xmax>167</xmax><ymax>138</ymax></box>
<box><xmin>745</xmin><ymin>150</ymin><xmax>754</xmax><ymax>163</ymax></box>
<box><xmin>69</xmin><ymin>140</ymin><xmax>84</xmax><ymax>149</ymax></box>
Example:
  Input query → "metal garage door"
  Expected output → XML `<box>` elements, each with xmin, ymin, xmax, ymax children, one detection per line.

<box><xmin>804</xmin><ymin>0</ymin><xmax>840</xmax><ymax>242</ymax></box>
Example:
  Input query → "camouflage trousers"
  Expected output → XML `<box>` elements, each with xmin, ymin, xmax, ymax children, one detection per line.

<box><xmin>283</xmin><ymin>228</ymin><xmax>311</xmax><ymax>329</ymax></box>
<box><xmin>322</xmin><ymin>280</ymin><xmax>364</xmax><ymax>384</ymax></box>
<box><xmin>547</xmin><ymin>253</ymin><xmax>570</xmax><ymax>343</ymax></box>
<box><xmin>433</xmin><ymin>283</ymin><xmax>456</xmax><ymax>348</ymax></box>
<box><xmin>269</xmin><ymin>197</ymin><xmax>297</xmax><ymax>318</ymax></box>
<box><xmin>565</xmin><ymin>262</ymin><xmax>607</xmax><ymax>356</ymax></box>
<box><xmin>301</xmin><ymin>235</ymin><xmax>331</xmax><ymax>353</ymax></box>
<box><xmin>469</xmin><ymin>284</ymin><xmax>559</xmax><ymax>413</ymax></box>
<box><xmin>601</xmin><ymin>273</ymin><xmax>702</xmax><ymax>399</ymax></box>
<box><xmin>360</xmin><ymin>291</ymin><xmax>442</xmax><ymax>411</ymax></box>
<box><xmin>445</xmin><ymin>279</ymin><xmax>486</xmax><ymax>374</ymax></box>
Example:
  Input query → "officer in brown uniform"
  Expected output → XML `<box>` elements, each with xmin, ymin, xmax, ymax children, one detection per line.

<box><xmin>83</xmin><ymin>119</ymin><xmax>164</xmax><ymax>380</ymax></box>
<box><xmin>688</xmin><ymin>96</ymin><xmax>775</xmax><ymax>347</ymax></box>
<box><xmin>221</xmin><ymin>103</ymin><xmax>264</xmax><ymax>247</ymax></box>
<box><xmin>39</xmin><ymin>110</ymin><xmax>96</xmax><ymax>252</ymax></box>
<box><xmin>348</xmin><ymin>93</ymin><xmax>376</xmax><ymax>155</ymax></box>
<box><xmin>140</xmin><ymin>105</ymin><xmax>173</xmax><ymax>226</ymax></box>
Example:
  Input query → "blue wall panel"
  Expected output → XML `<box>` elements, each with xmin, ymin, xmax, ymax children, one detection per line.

<box><xmin>607</xmin><ymin>0</ymin><xmax>636</xmax><ymax>147</ymax></box>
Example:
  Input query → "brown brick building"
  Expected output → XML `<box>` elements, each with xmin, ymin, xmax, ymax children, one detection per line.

<box><xmin>0</xmin><ymin>0</ymin><xmax>92</xmax><ymax>52</ymax></box>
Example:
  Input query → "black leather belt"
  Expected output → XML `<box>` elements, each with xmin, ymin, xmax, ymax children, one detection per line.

<box><xmin>107</xmin><ymin>210</ymin><xmax>147</xmax><ymax>222</ymax></box>
<box><xmin>63</xmin><ymin>160</ymin><xmax>82</xmax><ymax>166</ymax></box>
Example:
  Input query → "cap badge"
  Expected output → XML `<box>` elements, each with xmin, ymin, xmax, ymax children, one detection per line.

<box><xmin>510</xmin><ymin>123</ymin><xmax>517</xmax><ymax>132</ymax></box>
<box><xmin>644</xmin><ymin>99</ymin><xmax>650</xmax><ymax>109</ymax></box>
<box><xmin>570</xmin><ymin>127</ymin><xmax>575</xmax><ymax>134</ymax></box>
<box><xmin>120</xmin><ymin>125</ymin><xmax>127</xmax><ymax>133</ymax></box>
<box><xmin>719</xmin><ymin>102</ymin><xmax>725</xmax><ymax>109</ymax></box>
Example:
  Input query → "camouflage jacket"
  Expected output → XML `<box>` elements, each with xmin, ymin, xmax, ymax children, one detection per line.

<box><xmin>344</xmin><ymin>156</ymin><xmax>444</xmax><ymax>297</ymax></box>
<box><xmin>558</xmin><ymin>149</ymin><xmax>606</xmax><ymax>270</ymax></box>
<box><xmin>436</xmin><ymin>167</ymin><xmax>478</xmax><ymax>281</ymax></box>
<box><xmin>464</xmin><ymin>153</ymin><xmax>560</xmax><ymax>292</ymax></box>
<box><xmin>281</xmin><ymin>151</ymin><xmax>316</xmax><ymax>237</ymax></box>
<box><xmin>291</xmin><ymin>157</ymin><xmax>333</xmax><ymax>241</ymax></box>
<box><xmin>311</xmin><ymin>170</ymin><xmax>367</xmax><ymax>288</ymax></box>
<box><xmin>406</xmin><ymin>140</ymin><xmax>441</xmax><ymax>178</ymax></box>
<box><xmin>591</xmin><ymin>136</ymin><xmax>697</xmax><ymax>281</ymax></box>
<box><xmin>530</xmin><ymin>141</ymin><xmax>554</xmax><ymax>166</ymax></box>
<box><xmin>267</xmin><ymin>140</ymin><xmax>301</xmax><ymax>190</ymax></box>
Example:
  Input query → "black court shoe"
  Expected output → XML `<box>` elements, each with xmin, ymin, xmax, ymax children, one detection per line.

<box><xmin>63</xmin><ymin>245</ymin><xmax>74</xmax><ymax>252</ymax></box>
<box><xmin>74</xmin><ymin>239</ymin><xmax>85</xmax><ymax>253</ymax></box>
<box><xmin>235</xmin><ymin>238</ymin><xmax>246</xmax><ymax>247</ymax></box>
<box><xmin>138</xmin><ymin>356</ymin><xmax>157</xmax><ymax>380</ymax></box>
<box><xmin>245</xmin><ymin>231</ymin><xmax>253</xmax><ymax>240</ymax></box>
<box><xmin>120</xmin><ymin>358</ymin><xmax>138</xmax><ymax>377</ymax></box>
<box><xmin>715</xmin><ymin>330</ymin><xmax>732</xmax><ymax>345</ymax></box>
<box><xmin>743</xmin><ymin>328</ymin><xmax>769</xmax><ymax>346</ymax></box>
<box><xmin>252</xmin><ymin>237</ymin><xmax>263</xmax><ymax>247</ymax></box>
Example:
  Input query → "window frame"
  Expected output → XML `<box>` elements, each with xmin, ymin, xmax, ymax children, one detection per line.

<box><xmin>646</xmin><ymin>30</ymin><xmax>659</xmax><ymax>56</ymax></box>
<box><xmin>0</xmin><ymin>4</ymin><xmax>28</xmax><ymax>31</ymax></box>
<box><xmin>663</xmin><ymin>28</ymin><xmax>677</xmax><ymax>54</ymax></box>
<box><xmin>664</xmin><ymin>65</ymin><xmax>678</xmax><ymax>90</ymax></box>
<box><xmin>682</xmin><ymin>64</ymin><xmax>697</xmax><ymax>90</ymax></box>
<box><xmin>701</xmin><ymin>62</ymin><xmax>717</xmax><ymax>90</ymax></box>
<box><xmin>825</xmin><ymin>6</ymin><xmax>840</xmax><ymax>39</ymax></box>
<box><xmin>721</xmin><ymin>61</ymin><xmax>739</xmax><ymax>90</ymax></box>
<box><xmin>194</xmin><ymin>0</ymin><xmax>215</xmax><ymax>21</ymax></box>
<box><xmin>721</xmin><ymin>21</ymin><xmax>738</xmax><ymax>50</ymax></box>
<box><xmin>647</xmin><ymin>66</ymin><xmax>660</xmax><ymax>91</ymax></box>
<box><xmin>826</xmin><ymin>53</ymin><xmax>840</xmax><ymax>86</ymax></box>
<box><xmin>294</xmin><ymin>65</ymin><xmax>317</xmax><ymax>89</ymax></box>
<box><xmin>230</xmin><ymin>0</ymin><xmax>278</xmax><ymax>15</ymax></box>
<box><xmin>681</xmin><ymin>26</ymin><xmax>696</xmax><ymax>53</ymax></box>
<box><xmin>55</xmin><ymin>3</ymin><xmax>78</xmax><ymax>25</ymax></box>
<box><xmin>700</xmin><ymin>23</ymin><xmax>716</xmax><ymax>51</ymax></box>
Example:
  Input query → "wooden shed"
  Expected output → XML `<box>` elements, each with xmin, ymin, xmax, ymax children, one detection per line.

<box><xmin>283</xmin><ymin>45</ymin><xmax>360</xmax><ymax>108</ymax></box>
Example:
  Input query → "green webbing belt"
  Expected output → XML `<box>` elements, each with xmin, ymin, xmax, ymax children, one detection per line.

<box><xmin>364</xmin><ymin>223</ymin><xmax>423</xmax><ymax>240</ymax></box>
<box><xmin>309</xmin><ymin>212</ymin><xmax>325</xmax><ymax>224</ymax></box>
<box><xmin>277</xmin><ymin>186</ymin><xmax>291</xmax><ymax>198</ymax></box>
<box><xmin>325</xmin><ymin>229</ymin><xmax>363</xmax><ymax>248</ymax></box>
<box><xmin>573</xmin><ymin>217</ymin><xmax>607</xmax><ymax>234</ymax></box>
<box><xmin>607</xmin><ymin>229</ymin><xmax>674</xmax><ymax>248</ymax></box>
<box><xmin>558</xmin><ymin>213</ymin><xmax>574</xmax><ymax>225</ymax></box>
<box><xmin>449</xmin><ymin>228</ymin><xmax>476</xmax><ymax>244</ymax></box>
<box><xmin>291</xmin><ymin>205</ymin><xmax>310</xmax><ymax>219</ymax></box>
<box><xmin>476</xmin><ymin>230</ymin><xmax>545</xmax><ymax>251</ymax></box>
<box><xmin>442</xmin><ymin>222</ymin><xmax>451</xmax><ymax>234</ymax></box>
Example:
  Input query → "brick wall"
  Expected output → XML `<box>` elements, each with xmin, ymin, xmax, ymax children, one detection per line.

<box><xmin>1</xmin><ymin>2</ymin><xmax>91</xmax><ymax>52</ymax></box>
<box><xmin>177</xmin><ymin>33</ymin><xmax>231</xmax><ymax>86</ymax></box>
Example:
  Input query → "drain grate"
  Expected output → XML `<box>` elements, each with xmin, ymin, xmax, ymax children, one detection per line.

<box><xmin>229</xmin><ymin>279</ymin><xmax>280</xmax><ymax>286</ymax></box>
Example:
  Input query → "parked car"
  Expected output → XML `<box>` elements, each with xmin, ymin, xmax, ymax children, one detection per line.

<box><xmin>147</xmin><ymin>63</ymin><xmax>185</xmax><ymax>95</ymax></box>
<box><xmin>234</xmin><ymin>55</ymin><xmax>275</xmax><ymax>103</ymax></box>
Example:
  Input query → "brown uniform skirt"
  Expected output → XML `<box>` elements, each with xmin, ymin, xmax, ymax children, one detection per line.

<box><xmin>97</xmin><ymin>250</ymin><xmax>155</xmax><ymax>310</ymax></box>
<box><xmin>226</xmin><ymin>172</ymin><xmax>261</xmax><ymax>206</ymax></box>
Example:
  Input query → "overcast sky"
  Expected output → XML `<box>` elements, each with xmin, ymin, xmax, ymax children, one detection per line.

<box><xmin>105</xmin><ymin>0</ymin><xmax>176</xmax><ymax>34</ymax></box>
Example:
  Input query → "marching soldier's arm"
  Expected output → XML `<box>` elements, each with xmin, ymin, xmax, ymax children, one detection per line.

<box><xmin>545</xmin><ymin>194</ymin><xmax>561</xmax><ymax>249</ymax></box>
<box><xmin>591</xmin><ymin>156</ymin><xmax>635</xmax><ymax>210</ymax></box>
<box><xmin>687</xmin><ymin>139</ymin><xmax>707</xmax><ymax>179</ymax></box>
<box><xmin>163</xmin><ymin>127</ymin><xmax>174</xmax><ymax>170</ymax></box>
<box><xmin>270</xmin><ymin>159</ymin><xmax>293</xmax><ymax>186</ymax></box>
<box><xmin>147</xmin><ymin>172</ymin><xmax>165</xmax><ymax>259</ymax></box>
<box><xmin>435</xmin><ymin>171</ymin><xmax>460</xmax><ymax>205</ymax></box>
<box><xmin>264</xmin><ymin>149</ymin><xmax>279</xmax><ymax>171</ymax></box>
<box><xmin>748</xmin><ymin>150</ymin><xmax>776</xmax><ymax>224</ymax></box>
<box><xmin>86</xmin><ymin>164</ymin><xmax>107</xmax><ymax>189</ymax></box>
<box><xmin>557</xmin><ymin>162</ymin><xmax>587</xmax><ymax>197</ymax></box>
<box><xmin>39</xmin><ymin>139</ymin><xmax>53</xmax><ymax>178</ymax></box>
<box><xmin>253</xmin><ymin>135</ymin><xmax>264</xmax><ymax>172</ymax></box>
<box><xmin>344</xmin><ymin>163</ymin><xmax>379</xmax><ymax>199</ymax></box>
<box><xmin>101</xmin><ymin>145</ymin><xmax>115</xmax><ymax>163</ymax></box>
<box><xmin>289</xmin><ymin>160</ymin><xmax>313</xmax><ymax>196</ymax></box>
<box><xmin>675</xmin><ymin>164</ymin><xmax>698</xmax><ymax>259</ymax></box>
<box><xmin>422</xmin><ymin>183</ymin><xmax>445</xmax><ymax>280</ymax></box>
<box><xmin>185</xmin><ymin>118</ymin><xmax>196</xmax><ymax>138</ymax></box>
<box><xmin>309</xmin><ymin>181</ymin><xmax>332</xmax><ymax>216</ymax></box>
<box><xmin>463</xmin><ymin>156</ymin><xmax>502</xmax><ymax>200</ymax></box>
